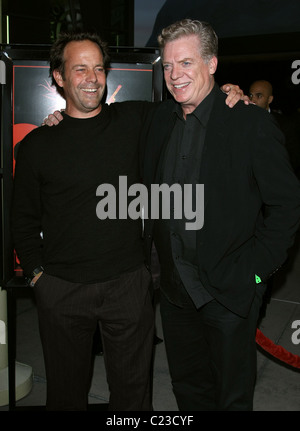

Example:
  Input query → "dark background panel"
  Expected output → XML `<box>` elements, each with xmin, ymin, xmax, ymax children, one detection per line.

<box><xmin>106</xmin><ymin>65</ymin><xmax>153</xmax><ymax>103</ymax></box>
<box><xmin>215</xmin><ymin>57</ymin><xmax>300</xmax><ymax>114</ymax></box>
<box><xmin>2</xmin><ymin>0</ymin><xmax>134</xmax><ymax>46</ymax></box>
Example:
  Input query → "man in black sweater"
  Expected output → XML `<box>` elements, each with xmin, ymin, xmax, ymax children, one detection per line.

<box><xmin>11</xmin><ymin>33</ymin><xmax>156</xmax><ymax>411</ymax></box>
<box><xmin>12</xmin><ymin>32</ymin><xmax>245</xmax><ymax>411</ymax></box>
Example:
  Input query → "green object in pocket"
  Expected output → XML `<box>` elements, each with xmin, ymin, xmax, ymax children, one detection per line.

<box><xmin>255</xmin><ymin>274</ymin><xmax>262</xmax><ymax>284</ymax></box>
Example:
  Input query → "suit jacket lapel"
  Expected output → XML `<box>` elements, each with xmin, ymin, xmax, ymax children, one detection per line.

<box><xmin>199</xmin><ymin>90</ymin><xmax>233</xmax><ymax>210</ymax></box>
<box><xmin>153</xmin><ymin>109</ymin><xmax>177</xmax><ymax>184</ymax></box>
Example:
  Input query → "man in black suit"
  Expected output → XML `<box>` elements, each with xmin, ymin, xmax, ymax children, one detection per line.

<box><xmin>142</xmin><ymin>19</ymin><xmax>300</xmax><ymax>411</ymax></box>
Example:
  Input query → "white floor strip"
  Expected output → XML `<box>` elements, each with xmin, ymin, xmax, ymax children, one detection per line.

<box><xmin>271</xmin><ymin>298</ymin><xmax>300</xmax><ymax>305</ymax></box>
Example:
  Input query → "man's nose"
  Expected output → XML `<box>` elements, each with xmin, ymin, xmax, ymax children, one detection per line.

<box><xmin>170</xmin><ymin>64</ymin><xmax>182</xmax><ymax>80</ymax></box>
<box><xmin>86</xmin><ymin>69</ymin><xmax>98</xmax><ymax>82</ymax></box>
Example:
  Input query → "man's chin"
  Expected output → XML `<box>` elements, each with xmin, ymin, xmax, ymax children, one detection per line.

<box><xmin>82</xmin><ymin>102</ymin><xmax>102</xmax><ymax>112</ymax></box>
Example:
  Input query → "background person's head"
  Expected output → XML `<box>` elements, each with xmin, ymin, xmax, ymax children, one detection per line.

<box><xmin>249</xmin><ymin>80</ymin><xmax>274</xmax><ymax>110</ymax></box>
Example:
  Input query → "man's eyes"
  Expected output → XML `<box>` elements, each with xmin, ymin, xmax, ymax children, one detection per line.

<box><xmin>163</xmin><ymin>62</ymin><xmax>191</xmax><ymax>70</ymax></box>
<box><xmin>75</xmin><ymin>67</ymin><xmax>104</xmax><ymax>73</ymax></box>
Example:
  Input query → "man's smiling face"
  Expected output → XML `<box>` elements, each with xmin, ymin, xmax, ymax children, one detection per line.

<box><xmin>53</xmin><ymin>40</ymin><xmax>106</xmax><ymax>118</ymax></box>
<box><xmin>162</xmin><ymin>34</ymin><xmax>217</xmax><ymax>117</ymax></box>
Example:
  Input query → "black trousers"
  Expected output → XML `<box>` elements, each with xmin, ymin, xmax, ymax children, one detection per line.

<box><xmin>33</xmin><ymin>265</ymin><xmax>154</xmax><ymax>411</ymax></box>
<box><xmin>160</xmin><ymin>283</ymin><xmax>266</xmax><ymax>411</ymax></box>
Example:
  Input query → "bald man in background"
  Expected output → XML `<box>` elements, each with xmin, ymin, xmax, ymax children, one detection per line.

<box><xmin>249</xmin><ymin>80</ymin><xmax>274</xmax><ymax>110</ymax></box>
<box><xmin>249</xmin><ymin>80</ymin><xmax>274</xmax><ymax>112</ymax></box>
<box><xmin>249</xmin><ymin>80</ymin><xmax>300</xmax><ymax>179</ymax></box>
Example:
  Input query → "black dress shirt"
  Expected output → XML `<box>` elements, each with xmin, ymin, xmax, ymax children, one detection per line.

<box><xmin>154</xmin><ymin>85</ymin><xmax>219</xmax><ymax>308</ymax></box>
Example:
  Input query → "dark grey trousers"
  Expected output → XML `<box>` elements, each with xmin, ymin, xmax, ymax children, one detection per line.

<box><xmin>160</xmin><ymin>283</ymin><xmax>266</xmax><ymax>411</ymax></box>
<box><xmin>33</xmin><ymin>265</ymin><xmax>154</xmax><ymax>411</ymax></box>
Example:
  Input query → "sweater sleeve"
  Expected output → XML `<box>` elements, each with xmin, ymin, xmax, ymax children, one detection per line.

<box><xmin>11</xmin><ymin>138</ymin><xmax>44</xmax><ymax>277</ymax></box>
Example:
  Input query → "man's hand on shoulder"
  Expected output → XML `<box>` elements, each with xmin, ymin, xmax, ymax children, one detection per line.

<box><xmin>42</xmin><ymin>110</ymin><xmax>64</xmax><ymax>126</ymax></box>
<box><xmin>221</xmin><ymin>84</ymin><xmax>251</xmax><ymax>108</ymax></box>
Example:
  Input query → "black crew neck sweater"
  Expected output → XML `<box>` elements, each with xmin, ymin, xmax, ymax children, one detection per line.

<box><xmin>12</xmin><ymin>101</ymin><xmax>153</xmax><ymax>282</ymax></box>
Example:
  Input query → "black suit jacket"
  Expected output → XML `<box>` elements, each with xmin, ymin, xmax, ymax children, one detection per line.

<box><xmin>141</xmin><ymin>87</ymin><xmax>300</xmax><ymax>317</ymax></box>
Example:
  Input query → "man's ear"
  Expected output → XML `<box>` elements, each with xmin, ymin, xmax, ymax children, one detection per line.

<box><xmin>268</xmin><ymin>95</ymin><xmax>274</xmax><ymax>105</ymax></box>
<box><xmin>209</xmin><ymin>56</ymin><xmax>218</xmax><ymax>75</ymax></box>
<box><xmin>53</xmin><ymin>69</ymin><xmax>64</xmax><ymax>88</ymax></box>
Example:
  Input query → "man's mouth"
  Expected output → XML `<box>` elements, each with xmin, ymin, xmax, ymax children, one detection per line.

<box><xmin>173</xmin><ymin>83</ymin><xmax>189</xmax><ymax>89</ymax></box>
<box><xmin>82</xmin><ymin>88</ymin><xmax>98</xmax><ymax>93</ymax></box>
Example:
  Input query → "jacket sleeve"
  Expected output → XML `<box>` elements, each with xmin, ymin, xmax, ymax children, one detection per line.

<box><xmin>252</xmin><ymin>111</ymin><xmax>300</xmax><ymax>281</ymax></box>
<box><xmin>11</xmin><ymin>138</ymin><xmax>44</xmax><ymax>277</ymax></box>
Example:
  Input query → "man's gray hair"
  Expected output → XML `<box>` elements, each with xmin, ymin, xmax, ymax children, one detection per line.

<box><xmin>158</xmin><ymin>19</ymin><xmax>218</xmax><ymax>63</ymax></box>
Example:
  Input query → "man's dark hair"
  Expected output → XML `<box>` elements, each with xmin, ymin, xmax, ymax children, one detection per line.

<box><xmin>49</xmin><ymin>32</ymin><xmax>110</xmax><ymax>92</ymax></box>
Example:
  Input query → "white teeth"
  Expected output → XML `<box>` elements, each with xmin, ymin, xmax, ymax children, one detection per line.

<box><xmin>83</xmin><ymin>88</ymin><xmax>97</xmax><ymax>92</ymax></box>
<box><xmin>174</xmin><ymin>83</ymin><xmax>189</xmax><ymax>89</ymax></box>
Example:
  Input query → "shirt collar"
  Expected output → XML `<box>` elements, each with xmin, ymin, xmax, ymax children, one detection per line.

<box><xmin>173</xmin><ymin>83</ymin><xmax>218</xmax><ymax>126</ymax></box>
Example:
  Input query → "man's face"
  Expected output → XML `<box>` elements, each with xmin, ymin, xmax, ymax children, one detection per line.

<box><xmin>54</xmin><ymin>40</ymin><xmax>106</xmax><ymax>118</ymax></box>
<box><xmin>162</xmin><ymin>34</ymin><xmax>217</xmax><ymax>117</ymax></box>
<box><xmin>249</xmin><ymin>82</ymin><xmax>273</xmax><ymax>110</ymax></box>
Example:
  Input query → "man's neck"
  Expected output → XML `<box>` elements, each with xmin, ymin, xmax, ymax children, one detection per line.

<box><xmin>64</xmin><ymin>104</ymin><xmax>102</xmax><ymax>119</ymax></box>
